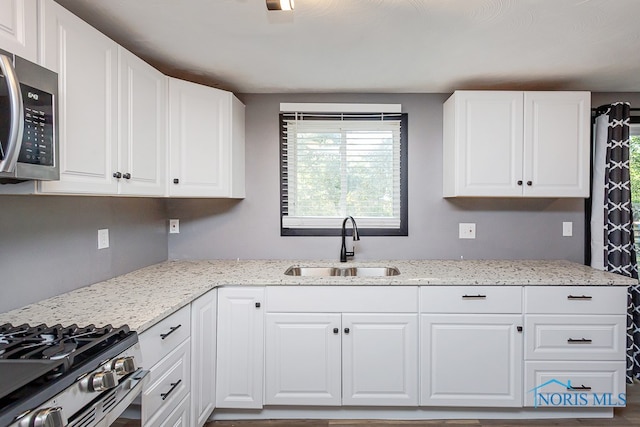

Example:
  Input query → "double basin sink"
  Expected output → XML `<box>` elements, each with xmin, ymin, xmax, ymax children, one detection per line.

<box><xmin>284</xmin><ymin>266</ymin><xmax>400</xmax><ymax>277</ymax></box>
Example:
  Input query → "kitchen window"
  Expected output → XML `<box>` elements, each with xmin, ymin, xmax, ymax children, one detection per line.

<box><xmin>279</xmin><ymin>103</ymin><xmax>408</xmax><ymax>236</ymax></box>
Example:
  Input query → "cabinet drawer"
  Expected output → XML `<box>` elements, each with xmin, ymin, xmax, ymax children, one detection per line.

<box><xmin>420</xmin><ymin>286</ymin><xmax>522</xmax><ymax>313</ymax></box>
<box><xmin>524</xmin><ymin>361</ymin><xmax>626</xmax><ymax>407</ymax></box>
<box><xmin>159</xmin><ymin>394</ymin><xmax>190</xmax><ymax>427</ymax></box>
<box><xmin>139</xmin><ymin>304</ymin><xmax>191</xmax><ymax>369</ymax></box>
<box><xmin>142</xmin><ymin>338</ymin><xmax>191</xmax><ymax>425</ymax></box>
<box><xmin>525</xmin><ymin>286</ymin><xmax>627</xmax><ymax>314</ymax></box>
<box><xmin>525</xmin><ymin>315</ymin><xmax>626</xmax><ymax>361</ymax></box>
<box><xmin>267</xmin><ymin>286</ymin><xmax>417</xmax><ymax>313</ymax></box>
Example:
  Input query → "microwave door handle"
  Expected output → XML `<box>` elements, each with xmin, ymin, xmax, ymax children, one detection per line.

<box><xmin>0</xmin><ymin>53</ymin><xmax>23</xmax><ymax>173</ymax></box>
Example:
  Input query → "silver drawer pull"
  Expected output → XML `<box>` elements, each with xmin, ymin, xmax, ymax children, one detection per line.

<box><xmin>567</xmin><ymin>295</ymin><xmax>592</xmax><ymax>300</ymax></box>
<box><xmin>567</xmin><ymin>338</ymin><xmax>592</xmax><ymax>344</ymax></box>
<box><xmin>567</xmin><ymin>384</ymin><xmax>591</xmax><ymax>391</ymax></box>
<box><xmin>161</xmin><ymin>379</ymin><xmax>182</xmax><ymax>401</ymax></box>
<box><xmin>160</xmin><ymin>324</ymin><xmax>182</xmax><ymax>340</ymax></box>
<box><xmin>462</xmin><ymin>294</ymin><xmax>486</xmax><ymax>299</ymax></box>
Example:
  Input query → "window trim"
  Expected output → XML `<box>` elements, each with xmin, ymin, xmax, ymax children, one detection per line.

<box><xmin>279</xmin><ymin>112</ymin><xmax>408</xmax><ymax>237</ymax></box>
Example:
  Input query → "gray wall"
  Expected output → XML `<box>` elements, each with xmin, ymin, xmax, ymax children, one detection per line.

<box><xmin>0</xmin><ymin>196</ymin><xmax>168</xmax><ymax>312</ymax></box>
<box><xmin>167</xmin><ymin>93</ymin><xmax>586</xmax><ymax>262</ymax></box>
<box><xmin>4</xmin><ymin>92</ymin><xmax>637</xmax><ymax>313</ymax></box>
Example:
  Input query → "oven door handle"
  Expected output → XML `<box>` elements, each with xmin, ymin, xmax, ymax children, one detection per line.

<box><xmin>68</xmin><ymin>368</ymin><xmax>149</xmax><ymax>427</ymax></box>
<box><xmin>0</xmin><ymin>53</ymin><xmax>24</xmax><ymax>173</ymax></box>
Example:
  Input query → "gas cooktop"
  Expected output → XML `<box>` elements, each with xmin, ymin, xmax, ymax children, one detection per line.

<box><xmin>0</xmin><ymin>323</ymin><xmax>143</xmax><ymax>427</ymax></box>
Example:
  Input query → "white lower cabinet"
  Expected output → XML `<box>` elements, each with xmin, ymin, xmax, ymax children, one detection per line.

<box><xmin>342</xmin><ymin>313</ymin><xmax>418</xmax><ymax>406</ymax></box>
<box><xmin>142</xmin><ymin>338</ymin><xmax>191</xmax><ymax>426</ymax></box>
<box><xmin>264</xmin><ymin>286</ymin><xmax>419</xmax><ymax>407</ymax></box>
<box><xmin>190</xmin><ymin>290</ymin><xmax>217</xmax><ymax>426</ymax></box>
<box><xmin>138</xmin><ymin>305</ymin><xmax>191</xmax><ymax>426</ymax></box>
<box><xmin>419</xmin><ymin>286</ymin><xmax>524</xmax><ymax>407</ymax></box>
<box><xmin>265</xmin><ymin>313</ymin><xmax>342</xmax><ymax>405</ymax></box>
<box><xmin>523</xmin><ymin>286</ymin><xmax>628</xmax><ymax>408</ymax></box>
<box><xmin>265</xmin><ymin>312</ymin><xmax>418</xmax><ymax>406</ymax></box>
<box><xmin>138</xmin><ymin>284</ymin><xmax>628</xmax><ymax>423</ymax></box>
<box><xmin>216</xmin><ymin>287</ymin><xmax>264</xmax><ymax>409</ymax></box>
<box><xmin>524</xmin><ymin>361</ymin><xmax>626</xmax><ymax>407</ymax></box>
<box><xmin>420</xmin><ymin>314</ymin><xmax>523</xmax><ymax>407</ymax></box>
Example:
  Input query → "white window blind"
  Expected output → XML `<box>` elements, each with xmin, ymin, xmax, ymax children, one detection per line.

<box><xmin>281</xmin><ymin>111</ymin><xmax>404</xmax><ymax>230</ymax></box>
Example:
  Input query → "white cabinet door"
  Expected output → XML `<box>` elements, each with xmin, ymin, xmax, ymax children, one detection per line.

<box><xmin>0</xmin><ymin>0</ymin><xmax>37</xmax><ymax>62</ymax></box>
<box><xmin>190</xmin><ymin>290</ymin><xmax>217</xmax><ymax>426</ymax></box>
<box><xmin>264</xmin><ymin>313</ymin><xmax>342</xmax><ymax>406</ymax></box>
<box><xmin>168</xmin><ymin>78</ymin><xmax>245</xmax><ymax>198</ymax></box>
<box><xmin>443</xmin><ymin>91</ymin><xmax>524</xmax><ymax>197</ymax></box>
<box><xmin>118</xmin><ymin>47</ymin><xmax>166</xmax><ymax>196</ymax></box>
<box><xmin>216</xmin><ymin>287</ymin><xmax>264</xmax><ymax>409</ymax></box>
<box><xmin>420</xmin><ymin>314</ymin><xmax>523</xmax><ymax>407</ymax></box>
<box><xmin>443</xmin><ymin>90</ymin><xmax>590</xmax><ymax>198</ymax></box>
<box><xmin>523</xmin><ymin>91</ymin><xmax>590</xmax><ymax>197</ymax></box>
<box><xmin>342</xmin><ymin>313</ymin><xmax>418</xmax><ymax>406</ymax></box>
<box><xmin>39</xmin><ymin>0</ymin><xmax>118</xmax><ymax>194</ymax></box>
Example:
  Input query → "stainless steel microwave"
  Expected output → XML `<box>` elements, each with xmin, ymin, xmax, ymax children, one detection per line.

<box><xmin>0</xmin><ymin>48</ymin><xmax>58</xmax><ymax>181</ymax></box>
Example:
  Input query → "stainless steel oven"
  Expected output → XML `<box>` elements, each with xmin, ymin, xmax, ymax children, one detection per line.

<box><xmin>0</xmin><ymin>48</ymin><xmax>58</xmax><ymax>182</ymax></box>
<box><xmin>0</xmin><ymin>323</ymin><xmax>149</xmax><ymax>427</ymax></box>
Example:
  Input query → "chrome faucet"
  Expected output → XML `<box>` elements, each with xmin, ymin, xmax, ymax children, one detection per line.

<box><xmin>340</xmin><ymin>216</ymin><xmax>360</xmax><ymax>262</ymax></box>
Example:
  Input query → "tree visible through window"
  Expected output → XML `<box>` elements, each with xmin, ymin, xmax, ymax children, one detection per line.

<box><xmin>280</xmin><ymin>110</ymin><xmax>408</xmax><ymax>236</ymax></box>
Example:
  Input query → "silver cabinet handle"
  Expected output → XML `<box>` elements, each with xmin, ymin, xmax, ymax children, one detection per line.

<box><xmin>0</xmin><ymin>53</ymin><xmax>23</xmax><ymax>173</ymax></box>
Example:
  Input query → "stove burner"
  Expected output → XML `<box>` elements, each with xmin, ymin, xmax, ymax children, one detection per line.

<box><xmin>41</xmin><ymin>341</ymin><xmax>78</xmax><ymax>360</ymax></box>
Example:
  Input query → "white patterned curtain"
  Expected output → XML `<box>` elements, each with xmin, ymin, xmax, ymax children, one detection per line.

<box><xmin>590</xmin><ymin>102</ymin><xmax>640</xmax><ymax>383</ymax></box>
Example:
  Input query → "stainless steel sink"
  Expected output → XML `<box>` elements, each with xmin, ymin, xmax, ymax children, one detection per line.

<box><xmin>343</xmin><ymin>267</ymin><xmax>400</xmax><ymax>277</ymax></box>
<box><xmin>283</xmin><ymin>267</ymin><xmax>342</xmax><ymax>277</ymax></box>
<box><xmin>284</xmin><ymin>266</ymin><xmax>400</xmax><ymax>277</ymax></box>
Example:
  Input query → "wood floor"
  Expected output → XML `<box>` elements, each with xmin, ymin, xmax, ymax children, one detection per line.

<box><xmin>115</xmin><ymin>383</ymin><xmax>640</xmax><ymax>427</ymax></box>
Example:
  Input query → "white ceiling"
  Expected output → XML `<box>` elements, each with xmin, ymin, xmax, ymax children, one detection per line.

<box><xmin>54</xmin><ymin>0</ymin><xmax>640</xmax><ymax>94</ymax></box>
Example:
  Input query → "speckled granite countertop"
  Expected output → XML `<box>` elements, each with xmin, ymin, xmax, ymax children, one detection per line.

<box><xmin>0</xmin><ymin>259</ymin><xmax>635</xmax><ymax>333</ymax></box>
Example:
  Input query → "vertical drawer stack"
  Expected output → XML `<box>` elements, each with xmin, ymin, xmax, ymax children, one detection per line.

<box><xmin>523</xmin><ymin>286</ymin><xmax>627</xmax><ymax>407</ymax></box>
<box><xmin>139</xmin><ymin>304</ymin><xmax>192</xmax><ymax>426</ymax></box>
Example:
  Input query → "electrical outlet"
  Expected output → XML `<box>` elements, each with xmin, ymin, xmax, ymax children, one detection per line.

<box><xmin>563</xmin><ymin>221</ymin><xmax>573</xmax><ymax>237</ymax></box>
<box><xmin>169</xmin><ymin>219</ymin><xmax>180</xmax><ymax>234</ymax></box>
<box><xmin>98</xmin><ymin>229</ymin><xmax>109</xmax><ymax>249</ymax></box>
<box><xmin>459</xmin><ymin>223</ymin><xmax>476</xmax><ymax>239</ymax></box>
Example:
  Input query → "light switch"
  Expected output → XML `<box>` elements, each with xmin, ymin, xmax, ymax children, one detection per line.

<box><xmin>459</xmin><ymin>223</ymin><xmax>476</xmax><ymax>239</ymax></box>
<box><xmin>563</xmin><ymin>221</ymin><xmax>573</xmax><ymax>237</ymax></box>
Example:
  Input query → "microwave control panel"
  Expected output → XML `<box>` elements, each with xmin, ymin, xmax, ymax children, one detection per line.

<box><xmin>18</xmin><ymin>83</ymin><xmax>54</xmax><ymax>166</ymax></box>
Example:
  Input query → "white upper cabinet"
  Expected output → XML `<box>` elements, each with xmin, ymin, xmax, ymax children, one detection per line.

<box><xmin>168</xmin><ymin>77</ymin><xmax>245</xmax><ymax>198</ymax></box>
<box><xmin>443</xmin><ymin>90</ymin><xmax>590</xmax><ymax>198</ymax></box>
<box><xmin>38</xmin><ymin>0</ymin><xmax>119</xmax><ymax>194</ymax></box>
<box><xmin>38</xmin><ymin>1</ymin><xmax>167</xmax><ymax>196</ymax></box>
<box><xmin>117</xmin><ymin>47</ymin><xmax>166</xmax><ymax>196</ymax></box>
<box><xmin>0</xmin><ymin>0</ymin><xmax>38</xmax><ymax>62</ymax></box>
<box><xmin>522</xmin><ymin>92</ymin><xmax>590</xmax><ymax>197</ymax></box>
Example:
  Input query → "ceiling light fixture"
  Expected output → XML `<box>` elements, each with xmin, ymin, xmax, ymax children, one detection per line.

<box><xmin>266</xmin><ymin>0</ymin><xmax>294</xmax><ymax>11</ymax></box>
